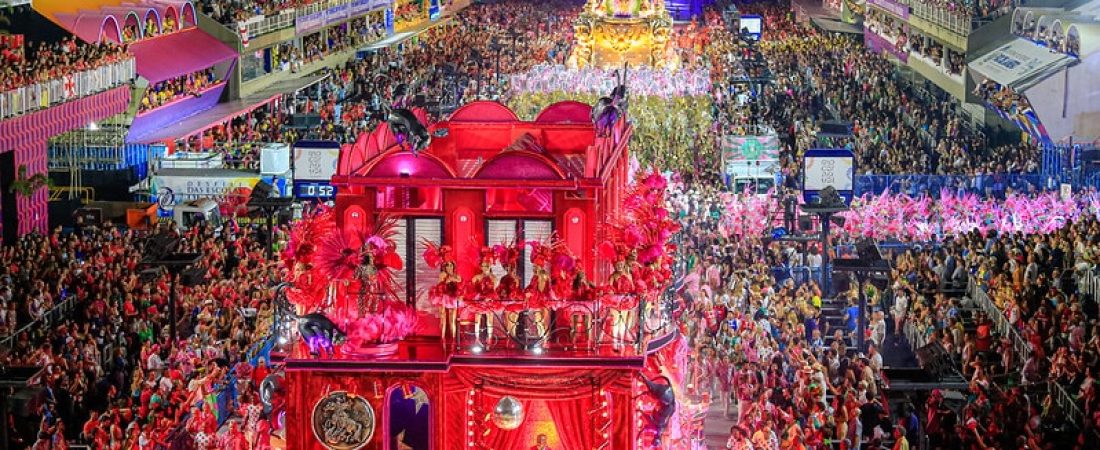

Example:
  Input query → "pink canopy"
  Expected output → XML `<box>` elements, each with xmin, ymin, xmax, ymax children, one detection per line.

<box><xmin>129</xmin><ymin>28</ymin><xmax>236</xmax><ymax>83</ymax></box>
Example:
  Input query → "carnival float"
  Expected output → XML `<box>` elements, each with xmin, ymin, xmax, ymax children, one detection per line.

<box><xmin>569</xmin><ymin>0</ymin><xmax>678</xmax><ymax>69</ymax></box>
<box><xmin>278</xmin><ymin>96</ymin><xmax>707</xmax><ymax>449</ymax></box>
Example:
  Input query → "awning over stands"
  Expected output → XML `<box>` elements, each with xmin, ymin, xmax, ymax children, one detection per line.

<box><xmin>129</xmin><ymin>28</ymin><xmax>237</xmax><ymax>83</ymax></box>
<box><xmin>811</xmin><ymin>16</ymin><xmax>863</xmax><ymax>34</ymax></box>
<box><xmin>969</xmin><ymin>38</ymin><xmax>1076</xmax><ymax>90</ymax></box>
<box><xmin>128</xmin><ymin>74</ymin><xmax>329</xmax><ymax>144</ymax></box>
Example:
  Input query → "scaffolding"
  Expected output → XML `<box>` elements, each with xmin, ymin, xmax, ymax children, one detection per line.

<box><xmin>48</xmin><ymin>124</ymin><xmax>154</xmax><ymax>201</ymax></box>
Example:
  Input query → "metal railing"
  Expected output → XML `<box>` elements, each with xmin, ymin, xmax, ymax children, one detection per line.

<box><xmin>0</xmin><ymin>296</ymin><xmax>76</xmax><ymax>350</ymax></box>
<box><xmin>0</xmin><ymin>58</ymin><xmax>136</xmax><ymax>120</ymax></box>
<box><xmin>967</xmin><ymin>278</ymin><xmax>1033</xmax><ymax>365</ymax></box>
<box><xmin>235</xmin><ymin>0</ymin><xmax>390</xmax><ymax>39</ymax></box>
<box><xmin>1077</xmin><ymin>267</ymin><xmax>1100</xmax><ymax>304</ymax></box>
<box><xmin>968</xmin><ymin>277</ymin><xmax>1087</xmax><ymax>426</ymax></box>
<box><xmin>854</xmin><ymin>173</ymin><xmax>1045</xmax><ymax>198</ymax></box>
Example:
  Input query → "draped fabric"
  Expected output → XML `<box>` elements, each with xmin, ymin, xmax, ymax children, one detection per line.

<box><xmin>547</xmin><ymin>397</ymin><xmax>594</xmax><ymax>450</ymax></box>
<box><xmin>611</xmin><ymin>391</ymin><xmax>635</xmax><ymax>450</ymax></box>
<box><xmin>483</xmin><ymin>398</ymin><xmax>535</xmax><ymax>450</ymax></box>
<box><xmin>448</xmin><ymin>367</ymin><xmax>631</xmax><ymax>400</ymax></box>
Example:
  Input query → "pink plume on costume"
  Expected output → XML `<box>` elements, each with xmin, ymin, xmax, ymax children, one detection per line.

<box><xmin>639</xmin><ymin>245</ymin><xmax>664</xmax><ymax>264</ymax></box>
<box><xmin>423</xmin><ymin>243</ymin><xmax>443</xmax><ymax>269</ymax></box>
<box><xmin>365</xmin><ymin>235</ymin><xmax>387</xmax><ymax>250</ymax></box>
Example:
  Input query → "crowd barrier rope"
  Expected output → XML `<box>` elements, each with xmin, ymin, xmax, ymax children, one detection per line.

<box><xmin>0</xmin><ymin>58</ymin><xmax>136</xmax><ymax>120</ymax></box>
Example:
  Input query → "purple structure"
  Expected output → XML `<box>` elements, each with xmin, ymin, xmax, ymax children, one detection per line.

<box><xmin>666</xmin><ymin>0</ymin><xmax>710</xmax><ymax>21</ymax></box>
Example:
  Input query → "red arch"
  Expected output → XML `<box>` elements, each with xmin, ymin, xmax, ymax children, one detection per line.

<box><xmin>448</xmin><ymin>101</ymin><xmax>519</xmax><ymax>123</ymax></box>
<box><xmin>535</xmin><ymin>101</ymin><xmax>593</xmax><ymax>124</ymax></box>
<box><xmin>361</xmin><ymin>148</ymin><xmax>458</xmax><ymax>179</ymax></box>
<box><xmin>475</xmin><ymin>151</ymin><xmax>565</xmax><ymax>180</ymax></box>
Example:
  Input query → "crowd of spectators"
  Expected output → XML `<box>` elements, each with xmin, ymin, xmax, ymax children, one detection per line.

<box><xmin>754</xmin><ymin>23</ymin><xmax>1038</xmax><ymax>176</ymax></box>
<box><xmin>670</xmin><ymin>182</ymin><xmax>904</xmax><ymax>450</ymax></box>
<box><xmin>880</xmin><ymin>217</ymin><xmax>1100</xmax><ymax>449</ymax></box>
<box><xmin>1</xmin><ymin>220</ymin><xmax>280</xmax><ymax>449</ymax></box>
<box><xmin>0</xmin><ymin>37</ymin><xmax>131</xmax><ymax>93</ymax></box>
<box><xmin>139</xmin><ymin>69</ymin><xmax>219</xmax><ymax>113</ymax></box>
<box><xmin>912</xmin><ymin>0</ymin><xmax>1015</xmax><ymax>23</ymax></box>
<box><xmin>975</xmin><ymin>78</ymin><xmax>1035</xmax><ymax>116</ymax></box>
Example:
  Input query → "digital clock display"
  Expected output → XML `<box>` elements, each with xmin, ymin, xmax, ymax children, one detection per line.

<box><xmin>295</xmin><ymin>182</ymin><xmax>336</xmax><ymax>199</ymax></box>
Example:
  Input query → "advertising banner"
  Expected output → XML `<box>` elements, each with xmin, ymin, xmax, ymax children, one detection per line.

<box><xmin>297</xmin><ymin>0</ymin><xmax>392</xmax><ymax>34</ymax></box>
<box><xmin>152</xmin><ymin>172</ymin><xmax>261</xmax><ymax>208</ymax></box>
<box><xmin>864</xmin><ymin>29</ymin><xmax>909</xmax><ymax>62</ymax></box>
<box><xmin>867</xmin><ymin>0</ymin><xmax>909</xmax><ymax>19</ymax></box>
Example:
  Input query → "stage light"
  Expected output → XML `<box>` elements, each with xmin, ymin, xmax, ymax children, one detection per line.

<box><xmin>468</xmin><ymin>421</ymin><xmax>474</xmax><ymax>426</ymax></box>
<box><xmin>88</xmin><ymin>122</ymin><xmax>99</xmax><ymax>131</ymax></box>
<box><xmin>278</xmin><ymin>336</ymin><xmax>288</xmax><ymax>345</ymax></box>
<box><xmin>530</xmin><ymin>344</ymin><xmax>543</xmax><ymax>355</ymax></box>
<box><xmin>471</xmin><ymin>344</ymin><xmax>483</xmax><ymax>354</ymax></box>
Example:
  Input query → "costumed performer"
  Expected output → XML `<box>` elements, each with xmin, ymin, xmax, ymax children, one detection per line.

<box><xmin>566</xmin><ymin>267</ymin><xmax>597</xmax><ymax>348</ymax></box>
<box><xmin>426</xmin><ymin>243</ymin><xmax>462</xmax><ymax>343</ymax></box>
<box><xmin>607</xmin><ymin>258</ymin><xmax>637</xmax><ymax>350</ymax></box>
<box><xmin>468</xmin><ymin>248</ymin><xmax>499</xmax><ymax>345</ymax></box>
<box><xmin>524</xmin><ymin>240</ymin><xmax>555</xmax><ymax>339</ymax></box>
<box><xmin>495</xmin><ymin>243</ymin><xmax>524</xmax><ymax>338</ymax></box>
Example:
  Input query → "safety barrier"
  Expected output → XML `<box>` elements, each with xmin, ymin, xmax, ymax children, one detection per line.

<box><xmin>908</xmin><ymin>1</ymin><xmax>1015</xmax><ymax>33</ymax></box>
<box><xmin>854</xmin><ymin>173</ymin><xmax>1045</xmax><ymax>198</ymax></box>
<box><xmin>0</xmin><ymin>58</ymin><xmax>136</xmax><ymax>120</ymax></box>
<box><xmin>968</xmin><ymin>278</ymin><xmax>1086</xmax><ymax>426</ymax></box>
<box><xmin>234</xmin><ymin>0</ymin><xmax>391</xmax><ymax>39</ymax></box>
<box><xmin>1080</xmin><ymin>267</ymin><xmax>1100</xmax><ymax>300</ymax></box>
<box><xmin>0</xmin><ymin>296</ymin><xmax>75</xmax><ymax>350</ymax></box>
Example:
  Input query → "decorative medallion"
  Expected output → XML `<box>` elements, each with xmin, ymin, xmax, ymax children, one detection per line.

<box><xmin>311</xmin><ymin>391</ymin><xmax>376</xmax><ymax>450</ymax></box>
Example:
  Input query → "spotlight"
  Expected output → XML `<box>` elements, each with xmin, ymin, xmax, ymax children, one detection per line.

<box><xmin>471</xmin><ymin>344</ymin><xmax>483</xmax><ymax>354</ymax></box>
<box><xmin>530</xmin><ymin>344</ymin><xmax>543</xmax><ymax>355</ymax></box>
<box><xmin>278</xmin><ymin>336</ymin><xmax>288</xmax><ymax>345</ymax></box>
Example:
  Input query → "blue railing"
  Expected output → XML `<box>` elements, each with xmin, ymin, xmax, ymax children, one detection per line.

<box><xmin>853</xmin><ymin>173</ymin><xmax>1045</xmax><ymax>198</ymax></box>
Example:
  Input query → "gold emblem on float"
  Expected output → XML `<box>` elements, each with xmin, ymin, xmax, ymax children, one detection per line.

<box><xmin>311</xmin><ymin>391</ymin><xmax>376</xmax><ymax>450</ymax></box>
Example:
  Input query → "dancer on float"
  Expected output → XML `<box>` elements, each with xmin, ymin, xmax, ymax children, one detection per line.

<box><xmin>426</xmin><ymin>243</ymin><xmax>462</xmax><ymax>343</ymax></box>
<box><xmin>567</xmin><ymin>267</ymin><xmax>598</xmax><ymax>349</ymax></box>
<box><xmin>606</xmin><ymin>250</ymin><xmax>637</xmax><ymax>351</ymax></box>
<box><xmin>494</xmin><ymin>242</ymin><xmax>524</xmax><ymax>338</ymax></box>
<box><xmin>525</xmin><ymin>240</ymin><xmax>555</xmax><ymax>339</ymax></box>
<box><xmin>467</xmin><ymin>247</ymin><xmax>499</xmax><ymax>346</ymax></box>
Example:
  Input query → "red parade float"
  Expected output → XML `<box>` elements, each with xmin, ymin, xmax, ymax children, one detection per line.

<box><xmin>279</xmin><ymin>100</ymin><xmax>706</xmax><ymax>450</ymax></box>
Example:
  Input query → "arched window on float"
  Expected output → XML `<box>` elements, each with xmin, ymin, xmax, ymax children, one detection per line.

<box><xmin>364</xmin><ymin>150</ymin><xmax>452</xmax><ymax>212</ymax></box>
<box><xmin>385</xmin><ymin>384</ymin><xmax>432</xmax><ymax>450</ymax></box>
<box><xmin>477</xmin><ymin>151</ymin><xmax>563</xmax><ymax>214</ymax></box>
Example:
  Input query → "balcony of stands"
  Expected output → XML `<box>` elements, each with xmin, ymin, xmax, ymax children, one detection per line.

<box><xmin>0</xmin><ymin>58</ymin><xmax>136</xmax><ymax>120</ymax></box>
<box><xmin>201</xmin><ymin>0</ymin><xmax>394</xmax><ymax>44</ymax></box>
<box><xmin>898</xmin><ymin>0</ymin><xmax>1017</xmax><ymax>42</ymax></box>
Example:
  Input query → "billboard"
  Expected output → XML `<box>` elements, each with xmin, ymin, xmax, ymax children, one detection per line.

<box><xmin>293</xmin><ymin>140</ymin><xmax>341</xmax><ymax>181</ymax></box>
<box><xmin>802</xmin><ymin>149</ymin><xmax>855</xmax><ymax>205</ymax></box>
<box><xmin>152</xmin><ymin>170</ymin><xmax>261</xmax><ymax>209</ymax></box>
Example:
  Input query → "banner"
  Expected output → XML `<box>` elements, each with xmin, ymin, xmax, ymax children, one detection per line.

<box><xmin>864</xmin><ymin>29</ymin><xmax>908</xmax><ymax>62</ymax></box>
<box><xmin>152</xmin><ymin>172</ymin><xmax>261</xmax><ymax>208</ymax></box>
<box><xmin>867</xmin><ymin>0</ymin><xmax>908</xmax><ymax>19</ymax></box>
<box><xmin>720</xmin><ymin>135</ymin><xmax>780</xmax><ymax>162</ymax></box>
<box><xmin>297</xmin><ymin>0</ymin><xmax>392</xmax><ymax>34</ymax></box>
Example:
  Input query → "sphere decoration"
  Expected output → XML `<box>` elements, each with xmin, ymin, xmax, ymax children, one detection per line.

<box><xmin>491</xmin><ymin>396</ymin><xmax>525</xmax><ymax>430</ymax></box>
<box><xmin>311</xmin><ymin>391</ymin><xmax>376</xmax><ymax>450</ymax></box>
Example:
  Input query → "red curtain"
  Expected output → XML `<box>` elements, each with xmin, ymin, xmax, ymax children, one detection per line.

<box><xmin>483</xmin><ymin>399</ymin><xmax>535</xmax><ymax>450</ymax></box>
<box><xmin>547</xmin><ymin>397</ymin><xmax>594</xmax><ymax>450</ymax></box>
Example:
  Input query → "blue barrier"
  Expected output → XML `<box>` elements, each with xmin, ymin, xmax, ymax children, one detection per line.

<box><xmin>854</xmin><ymin>174</ymin><xmax>1045</xmax><ymax>198</ymax></box>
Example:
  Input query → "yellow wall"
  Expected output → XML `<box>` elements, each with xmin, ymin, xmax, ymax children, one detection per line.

<box><xmin>34</xmin><ymin>0</ymin><xmax>129</xmax><ymax>22</ymax></box>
